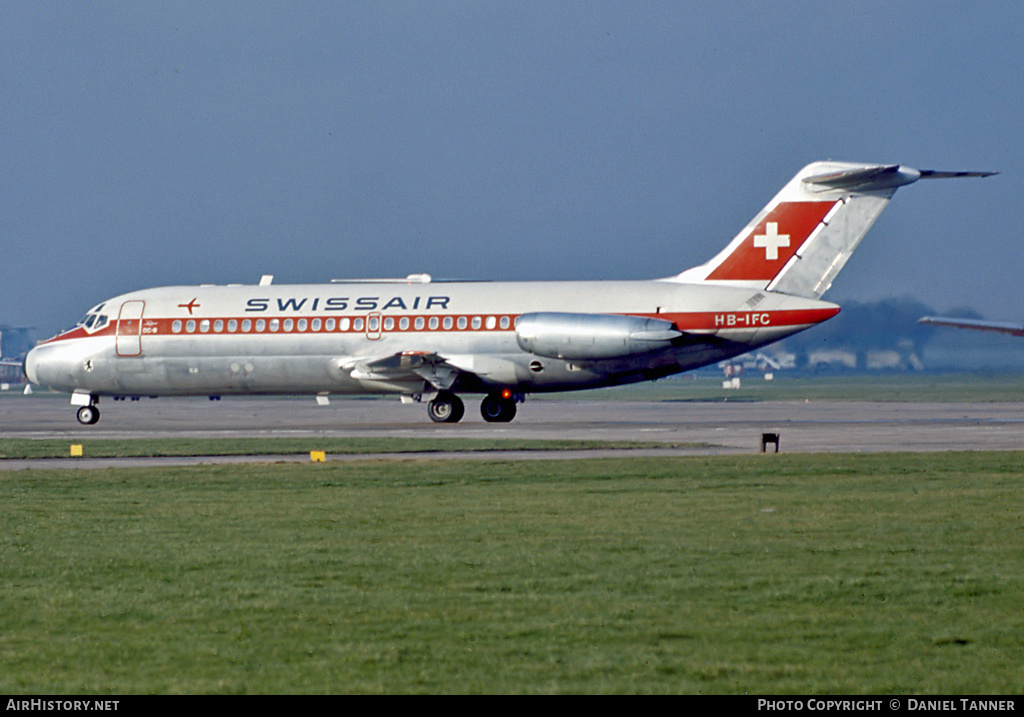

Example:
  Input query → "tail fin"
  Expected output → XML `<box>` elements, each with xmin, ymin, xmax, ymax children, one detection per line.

<box><xmin>669</xmin><ymin>161</ymin><xmax>994</xmax><ymax>299</ymax></box>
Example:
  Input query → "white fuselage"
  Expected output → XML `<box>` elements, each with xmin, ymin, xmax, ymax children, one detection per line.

<box><xmin>25</xmin><ymin>278</ymin><xmax>836</xmax><ymax>399</ymax></box>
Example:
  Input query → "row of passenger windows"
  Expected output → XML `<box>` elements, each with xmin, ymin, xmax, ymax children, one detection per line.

<box><xmin>170</xmin><ymin>315</ymin><xmax>513</xmax><ymax>334</ymax></box>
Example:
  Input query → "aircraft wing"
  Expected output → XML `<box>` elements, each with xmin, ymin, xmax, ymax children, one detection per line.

<box><xmin>344</xmin><ymin>351</ymin><xmax>530</xmax><ymax>391</ymax></box>
<box><xmin>919</xmin><ymin>316</ymin><xmax>1024</xmax><ymax>337</ymax></box>
<box><xmin>344</xmin><ymin>352</ymin><xmax>460</xmax><ymax>390</ymax></box>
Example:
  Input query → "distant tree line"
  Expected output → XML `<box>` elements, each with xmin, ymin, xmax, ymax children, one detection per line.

<box><xmin>780</xmin><ymin>297</ymin><xmax>988</xmax><ymax>371</ymax></box>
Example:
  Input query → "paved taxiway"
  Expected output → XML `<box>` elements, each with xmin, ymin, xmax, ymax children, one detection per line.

<box><xmin>2</xmin><ymin>393</ymin><xmax>1023</xmax><ymax>470</ymax></box>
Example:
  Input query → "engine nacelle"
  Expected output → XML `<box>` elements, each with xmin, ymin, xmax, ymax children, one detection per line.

<box><xmin>515</xmin><ymin>312</ymin><xmax>682</xmax><ymax>361</ymax></box>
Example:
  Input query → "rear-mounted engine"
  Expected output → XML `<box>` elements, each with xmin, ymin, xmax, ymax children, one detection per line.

<box><xmin>515</xmin><ymin>312</ymin><xmax>682</xmax><ymax>361</ymax></box>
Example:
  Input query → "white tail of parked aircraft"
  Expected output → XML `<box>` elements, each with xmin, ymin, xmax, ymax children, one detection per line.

<box><xmin>24</xmin><ymin>161</ymin><xmax>994</xmax><ymax>425</ymax></box>
<box><xmin>919</xmin><ymin>316</ymin><xmax>1024</xmax><ymax>337</ymax></box>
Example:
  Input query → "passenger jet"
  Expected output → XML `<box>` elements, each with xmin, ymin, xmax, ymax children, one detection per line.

<box><xmin>24</xmin><ymin>161</ymin><xmax>993</xmax><ymax>425</ymax></box>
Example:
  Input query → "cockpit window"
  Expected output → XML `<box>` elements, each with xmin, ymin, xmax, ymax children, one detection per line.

<box><xmin>77</xmin><ymin>311</ymin><xmax>109</xmax><ymax>333</ymax></box>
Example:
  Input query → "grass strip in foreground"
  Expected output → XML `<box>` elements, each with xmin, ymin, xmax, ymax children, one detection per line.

<box><xmin>0</xmin><ymin>437</ymin><xmax>706</xmax><ymax>461</ymax></box>
<box><xmin>2</xmin><ymin>451</ymin><xmax>1023</xmax><ymax>693</ymax></box>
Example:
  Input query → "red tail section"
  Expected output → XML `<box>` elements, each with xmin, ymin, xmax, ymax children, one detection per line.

<box><xmin>668</xmin><ymin>161</ymin><xmax>925</xmax><ymax>298</ymax></box>
<box><xmin>705</xmin><ymin>201</ymin><xmax>837</xmax><ymax>281</ymax></box>
<box><xmin>671</xmin><ymin>161</ymin><xmax>992</xmax><ymax>298</ymax></box>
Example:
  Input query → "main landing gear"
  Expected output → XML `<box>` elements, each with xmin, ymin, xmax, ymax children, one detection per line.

<box><xmin>479</xmin><ymin>392</ymin><xmax>517</xmax><ymax>423</ymax></box>
<box><xmin>426</xmin><ymin>391</ymin><xmax>519</xmax><ymax>423</ymax></box>
<box><xmin>427</xmin><ymin>391</ymin><xmax>465</xmax><ymax>423</ymax></box>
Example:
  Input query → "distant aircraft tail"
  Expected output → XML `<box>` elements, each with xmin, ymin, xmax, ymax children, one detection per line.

<box><xmin>668</xmin><ymin>161</ymin><xmax>995</xmax><ymax>299</ymax></box>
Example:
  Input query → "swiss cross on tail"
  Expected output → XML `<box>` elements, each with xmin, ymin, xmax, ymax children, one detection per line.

<box><xmin>705</xmin><ymin>201</ymin><xmax>837</xmax><ymax>281</ymax></box>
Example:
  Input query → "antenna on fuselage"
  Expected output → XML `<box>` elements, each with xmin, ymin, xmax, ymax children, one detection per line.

<box><xmin>329</xmin><ymin>273</ymin><xmax>432</xmax><ymax>284</ymax></box>
<box><xmin>259</xmin><ymin>275</ymin><xmax>274</xmax><ymax>286</ymax></box>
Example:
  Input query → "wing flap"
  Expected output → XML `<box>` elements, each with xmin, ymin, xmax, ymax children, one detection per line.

<box><xmin>344</xmin><ymin>351</ymin><xmax>523</xmax><ymax>391</ymax></box>
<box><xmin>344</xmin><ymin>351</ymin><xmax>458</xmax><ymax>389</ymax></box>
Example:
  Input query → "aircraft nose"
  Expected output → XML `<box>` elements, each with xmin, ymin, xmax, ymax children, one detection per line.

<box><xmin>23</xmin><ymin>346</ymin><xmax>40</xmax><ymax>385</ymax></box>
<box><xmin>23</xmin><ymin>344</ymin><xmax>61</xmax><ymax>388</ymax></box>
<box><xmin>23</xmin><ymin>341</ymin><xmax>103</xmax><ymax>394</ymax></box>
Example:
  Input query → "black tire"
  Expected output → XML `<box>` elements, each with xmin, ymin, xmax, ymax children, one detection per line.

<box><xmin>428</xmin><ymin>392</ymin><xmax>464</xmax><ymax>423</ymax></box>
<box><xmin>480</xmin><ymin>393</ymin><xmax>516</xmax><ymax>423</ymax></box>
<box><xmin>76</xmin><ymin>405</ymin><xmax>100</xmax><ymax>425</ymax></box>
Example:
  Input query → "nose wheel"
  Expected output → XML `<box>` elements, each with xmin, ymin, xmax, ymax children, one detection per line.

<box><xmin>76</xmin><ymin>405</ymin><xmax>100</xmax><ymax>425</ymax></box>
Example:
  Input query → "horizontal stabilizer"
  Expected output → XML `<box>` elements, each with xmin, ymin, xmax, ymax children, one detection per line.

<box><xmin>804</xmin><ymin>165</ymin><xmax>996</xmax><ymax>192</ymax></box>
<box><xmin>803</xmin><ymin>164</ymin><xmax>914</xmax><ymax>191</ymax></box>
<box><xmin>919</xmin><ymin>170</ymin><xmax>999</xmax><ymax>180</ymax></box>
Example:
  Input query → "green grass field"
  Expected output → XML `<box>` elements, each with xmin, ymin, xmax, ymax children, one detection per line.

<box><xmin>2</xmin><ymin>452</ymin><xmax>1023</xmax><ymax>694</ymax></box>
<box><xmin>0</xmin><ymin>437</ymin><xmax>698</xmax><ymax>460</ymax></box>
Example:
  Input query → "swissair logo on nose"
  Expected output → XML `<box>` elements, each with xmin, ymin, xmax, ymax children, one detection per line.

<box><xmin>753</xmin><ymin>222</ymin><xmax>790</xmax><ymax>260</ymax></box>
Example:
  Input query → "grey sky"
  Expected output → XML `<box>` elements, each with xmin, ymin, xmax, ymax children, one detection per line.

<box><xmin>3</xmin><ymin>1</ymin><xmax>1020</xmax><ymax>339</ymax></box>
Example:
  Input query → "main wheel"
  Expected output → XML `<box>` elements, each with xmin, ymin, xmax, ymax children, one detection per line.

<box><xmin>427</xmin><ymin>392</ymin><xmax>465</xmax><ymax>423</ymax></box>
<box><xmin>76</xmin><ymin>405</ymin><xmax>100</xmax><ymax>425</ymax></box>
<box><xmin>480</xmin><ymin>393</ymin><xmax>517</xmax><ymax>423</ymax></box>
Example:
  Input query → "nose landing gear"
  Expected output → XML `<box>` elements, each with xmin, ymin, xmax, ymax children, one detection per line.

<box><xmin>72</xmin><ymin>392</ymin><xmax>100</xmax><ymax>425</ymax></box>
<box><xmin>76</xmin><ymin>405</ymin><xmax>100</xmax><ymax>425</ymax></box>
